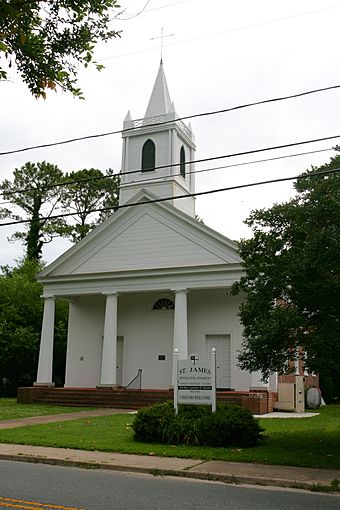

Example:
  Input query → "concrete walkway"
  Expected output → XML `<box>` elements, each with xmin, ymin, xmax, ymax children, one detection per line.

<box><xmin>0</xmin><ymin>410</ymin><xmax>339</xmax><ymax>493</ymax></box>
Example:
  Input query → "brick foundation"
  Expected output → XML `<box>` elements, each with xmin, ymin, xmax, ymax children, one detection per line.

<box><xmin>18</xmin><ymin>387</ymin><xmax>272</xmax><ymax>414</ymax></box>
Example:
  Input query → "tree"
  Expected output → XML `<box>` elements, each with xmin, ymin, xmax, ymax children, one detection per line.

<box><xmin>60</xmin><ymin>167</ymin><xmax>120</xmax><ymax>243</ymax></box>
<box><xmin>0</xmin><ymin>161</ymin><xmax>67</xmax><ymax>260</ymax></box>
<box><xmin>0</xmin><ymin>0</ymin><xmax>120</xmax><ymax>98</ymax></box>
<box><xmin>0</xmin><ymin>162</ymin><xmax>120</xmax><ymax>259</ymax></box>
<box><xmin>232</xmin><ymin>152</ymin><xmax>340</xmax><ymax>391</ymax></box>
<box><xmin>0</xmin><ymin>259</ymin><xmax>68</xmax><ymax>394</ymax></box>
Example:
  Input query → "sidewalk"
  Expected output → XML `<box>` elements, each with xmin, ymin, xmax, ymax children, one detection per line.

<box><xmin>0</xmin><ymin>411</ymin><xmax>339</xmax><ymax>493</ymax></box>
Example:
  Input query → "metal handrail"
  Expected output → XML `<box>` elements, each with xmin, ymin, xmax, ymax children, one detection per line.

<box><xmin>125</xmin><ymin>369</ymin><xmax>142</xmax><ymax>391</ymax></box>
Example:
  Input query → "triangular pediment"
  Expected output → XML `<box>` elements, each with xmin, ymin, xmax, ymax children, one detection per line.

<box><xmin>39</xmin><ymin>192</ymin><xmax>241</xmax><ymax>279</ymax></box>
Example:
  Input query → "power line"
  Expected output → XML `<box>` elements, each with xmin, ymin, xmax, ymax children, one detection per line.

<box><xmin>1</xmin><ymin>137</ymin><xmax>338</xmax><ymax>199</ymax></box>
<box><xmin>1</xmin><ymin>167</ymin><xmax>339</xmax><ymax>228</ymax></box>
<box><xmin>100</xmin><ymin>3</ymin><xmax>340</xmax><ymax>61</ymax></box>
<box><xmin>1</xmin><ymin>84</ymin><xmax>340</xmax><ymax>157</ymax></box>
<box><xmin>128</xmin><ymin>146</ymin><xmax>335</xmax><ymax>185</ymax></box>
<box><xmin>1</xmin><ymin>145</ymin><xmax>334</xmax><ymax>200</ymax></box>
<box><xmin>0</xmin><ymin>140</ymin><xmax>340</xmax><ymax>196</ymax></box>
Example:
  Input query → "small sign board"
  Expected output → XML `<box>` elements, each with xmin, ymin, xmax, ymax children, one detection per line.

<box><xmin>173</xmin><ymin>349</ymin><xmax>216</xmax><ymax>413</ymax></box>
<box><xmin>178</xmin><ymin>360</ymin><xmax>213</xmax><ymax>405</ymax></box>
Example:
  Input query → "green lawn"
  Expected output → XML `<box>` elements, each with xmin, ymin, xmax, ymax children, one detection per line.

<box><xmin>0</xmin><ymin>398</ymin><xmax>90</xmax><ymax>420</ymax></box>
<box><xmin>0</xmin><ymin>404</ymin><xmax>339</xmax><ymax>470</ymax></box>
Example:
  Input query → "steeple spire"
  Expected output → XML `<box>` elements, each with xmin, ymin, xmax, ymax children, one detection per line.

<box><xmin>144</xmin><ymin>60</ymin><xmax>172</xmax><ymax>118</ymax></box>
<box><xmin>120</xmin><ymin>60</ymin><xmax>196</xmax><ymax>217</ymax></box>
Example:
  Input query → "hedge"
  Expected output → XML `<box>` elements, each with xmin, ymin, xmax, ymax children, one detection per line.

<box><xmin>132</xmin><ymin>401</ymin><xmax>263</xmax><ymax>447</ymax></box>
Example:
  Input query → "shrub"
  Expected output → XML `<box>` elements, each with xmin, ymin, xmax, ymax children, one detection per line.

<box><xmin>132</xmin><ymin>401</ymin><xmax>174</xmax><ymax>442</ymax></box>
<box><xmin>132</xmin><ymin>402</ymin><xmax>263</xmax><ymax>447</ymax></box>
<box><xmin>199</xmin><ymin>405</ymin><xmax>263</xmax><ymax>447</ymax></box>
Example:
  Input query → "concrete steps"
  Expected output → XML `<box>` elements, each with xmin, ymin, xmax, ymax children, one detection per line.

<box><xmin>27</xmin><ymin>388</ymin><xmax>173</xmax><ymax>409</ymax></box>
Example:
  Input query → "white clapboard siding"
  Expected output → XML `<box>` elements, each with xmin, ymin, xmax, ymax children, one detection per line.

<box><xmin>70</xmin><ymin>213</ymin><xmax>228</xmax><ymax>274</ymax></box>
<box><xmin>40</xmin><ymin>194</ymin><xmax>241</xmax><ymax>279</ymax></box>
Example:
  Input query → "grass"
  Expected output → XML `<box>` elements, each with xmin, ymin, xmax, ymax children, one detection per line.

<box><xmin>0</xmin><ymin>398</ymin><xmax>90</xmax><ymax>420</ymax></box>
<box><xmin>0</xmin><ymin>403</ymin><xmax>339</xmax><ymax>470</ymax></box>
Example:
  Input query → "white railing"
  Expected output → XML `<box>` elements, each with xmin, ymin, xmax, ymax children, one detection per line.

<box><xmin>125</xmin><ymin>369</ymin><xmax>142</xmax><ymax>391</ymax></box>
<box><xmin>126</xmin><ymin>115</ymin><xmax>192</xmax><ymax>139</ymax></box>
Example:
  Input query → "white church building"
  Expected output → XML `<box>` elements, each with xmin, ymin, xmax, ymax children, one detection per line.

<box><xmin>31</xmin><ymin>61</ymin><xmax>276</xmax><ymax>405</ymax></box>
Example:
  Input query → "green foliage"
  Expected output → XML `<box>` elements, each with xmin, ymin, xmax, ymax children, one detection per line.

<box><xmin>132</xmin><ymin>401</ymin><xmax>174</xmax><ymax>443</ymax></box>
<box><xmin>0</xmin><ymin>1</ymin><xmax>121</xmax><ymax>97</ymax></box>
<box><xmin>0</xmin><ymin>259</ymin><xmax>43</xmax><ymax>392</ymax></box>
<box><xmin>132</xmin><ymin>402</ymin><xmax>263</xmax><ymax>447</ymax></box>
<box><xmin>0</xmin><ymin>162</ymin><xmax>120</xmax><ymax>259</ymax></box>
<box><xmin>0</xmin><ymin>260</ymin><xmax>68</xmax><ymax>394</ymax></box>
<box><xmin>319</xmin><ymin>372</ymin><xmax>340</xmax><ymax>403</ymax></box>
<box><xmin>0</xmin><ymin>161</ymin><xmax>66</xmax><ymax>260</ymax></box>
<box><xmin>232</xmin><ymin>152</ymin><xmax>340</xmax><ymax>384</ymax></box>
<box><xmin>162</xmin><ymin>404</ymin><xmax>203</xmax><ymax>445</ymax></box>
<box><xmin>60</xmin><ymin>167</ymin><xmax>120</xmax><ymax>243</ymax></box>
<box><xmin>199</xmin><ymin>405</ymin><xmax>263</xmax><ymax>447</ymax></box>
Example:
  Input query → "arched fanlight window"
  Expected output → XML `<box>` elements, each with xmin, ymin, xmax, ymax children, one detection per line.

<box><xmin>152</xmin><ymin>298</ymin><xmax>175</xmax><ymax>310</ymax></box>
<box><xmin>141</xmin><ymin>139</ymin><xmax>155</xmax><ymax>172</ymax></box>
<box><xmin>180</xmin><ymin>146</ymin><xmax>186</xmax><ymax>178</ymax></box>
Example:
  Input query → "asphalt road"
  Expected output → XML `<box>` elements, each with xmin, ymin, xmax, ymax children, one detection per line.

<box><xmin>0</xmin><ymin>460</ymin><xmax>339</xmax><ymax>510</ymax></box>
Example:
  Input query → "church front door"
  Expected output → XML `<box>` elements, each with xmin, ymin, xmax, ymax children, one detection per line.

<box><xmin>205</xmin><ymin>334</ymin><xmax>231</xmax><ymax>389</ymax></box>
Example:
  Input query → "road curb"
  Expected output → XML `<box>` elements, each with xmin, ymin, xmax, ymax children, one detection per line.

<box><xmin>0</xmin><ymin>452</ymin><xmax>336</xmax><ymax>493</ymax></box>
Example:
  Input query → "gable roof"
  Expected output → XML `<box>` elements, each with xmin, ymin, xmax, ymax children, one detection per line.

<box><xmin>38</xmin><ymin>190</ymin><xmax>241</xmax><ymax>280</ymax></box>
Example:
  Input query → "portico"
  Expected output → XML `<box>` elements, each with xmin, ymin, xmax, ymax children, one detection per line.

<box><xmin>35</xmin><ymin>273</ymin><xmax>244</xmax><ymax>390</ymax></box>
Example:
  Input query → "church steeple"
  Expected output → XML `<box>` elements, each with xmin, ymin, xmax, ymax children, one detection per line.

<box><xmin>119</xmin><ymin>62</ymin><xmax>196</xmax><ymax>217</ymax></box>
<box><xmin>144</xmin><ymin>60</ymin><xmax>173</xmax><ymax>117</ymax></box>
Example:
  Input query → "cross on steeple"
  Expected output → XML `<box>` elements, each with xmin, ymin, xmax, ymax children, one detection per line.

<box><xmin>150</xmin><ymin>27</ymin><xmax>174</xmax><ymax>61</ymax></box>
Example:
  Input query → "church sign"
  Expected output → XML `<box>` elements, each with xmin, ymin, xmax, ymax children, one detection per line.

<box><xmin>178</xmin><ymin>361</ymin><xmax>213</xmax><ymax>404</ymax></box>
<box><xmin>174</xmin><ymin>349</ymin><xmax>216</xmax><ymax>413</ymax></box>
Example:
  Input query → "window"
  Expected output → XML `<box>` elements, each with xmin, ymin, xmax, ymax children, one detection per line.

<box><xmin>141</xmin><ymin>139</ymin><xmax>155</xmax><ymax>172</ymax></box>
<box><xmin>152</xmin><ymin>298</ymin><xmax>175</xmax><ymax>310</ymax></box>
<box><xmin>180</xmin><ymin>145</ymin><xmax>186</xmax><ymax>178</ymax></box>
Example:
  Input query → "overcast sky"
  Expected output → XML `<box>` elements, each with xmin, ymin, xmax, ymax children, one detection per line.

<box><xmin>1</xmin><ymin>0</ymin><xmax>340</xmax><ymax>266</ymax></box>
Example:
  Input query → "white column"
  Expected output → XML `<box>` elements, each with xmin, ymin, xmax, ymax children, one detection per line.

<box><xmin>173</xmin><ymin>289</ymin><xmax>188</xmax><ymax>360</ymax></box>
<box><xmin>35</xmin><ymin>296</ymin><xmax>55</xmax><ymax>386</ymax></box>
<box><xmin>100</xmin><ymin>293</ymin><xmax>118</xmax><ymax>386</ymax></box>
